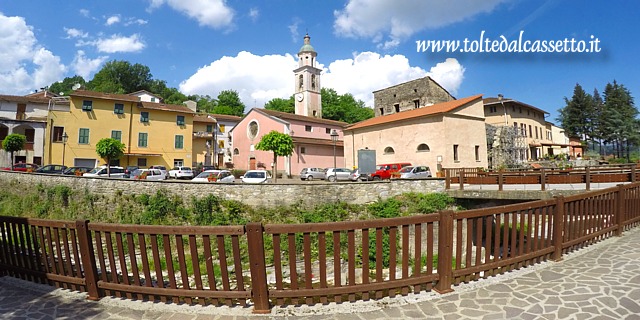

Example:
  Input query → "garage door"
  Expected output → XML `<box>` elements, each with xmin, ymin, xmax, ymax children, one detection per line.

<box><xmin>74</xmin><ymin>158</ymin><xmax>97</xmax><ymax>168</ymax></box>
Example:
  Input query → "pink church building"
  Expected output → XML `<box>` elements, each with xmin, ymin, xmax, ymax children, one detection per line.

<box><xmin>230</xmin><ymin>34</ymin><xmax>347</xmax><ymax>176</ymax></box>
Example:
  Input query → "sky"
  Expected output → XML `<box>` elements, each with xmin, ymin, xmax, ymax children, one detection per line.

<box><xmin>1</xmin><ymin>0</ymin><xmax>638</xmax><ymax>123</ymax></box>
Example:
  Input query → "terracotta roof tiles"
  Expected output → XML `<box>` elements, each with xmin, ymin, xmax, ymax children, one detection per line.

<box><xmin>257</xmin><ymin>108</ymin><xmax>348</xmax><ymax>127</ymax></box>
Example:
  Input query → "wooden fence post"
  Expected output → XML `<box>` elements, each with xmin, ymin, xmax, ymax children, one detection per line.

<box><xmin>585</xmin><ymin>167</ymin><xmax>591</xmax><ymax>191</ymax></box>
<box><xmin>246</xmin><ymin>222</ymin><xmax>271</xmax><ymax>313</ymax></box>
<box><xmin>552</xmin><ymin>196</ymin><xmax>565</xmax><ymax>262</ymax></box>
<box><xmin>434</xmin><ymin>210</ymin><xmax>454</xmax><ymax>294</ymax></box>
<box><xmin>540</xmin><ymin>168</ymin><xmax>546</xmax><ymax>191</ymax></box>
<box><xmin>75</xmin><ymin>220</ymin><xmax>100</xmax><ymax>301</ymax></box>
<box><xmin>445</xmin><ymin>169</ymin><xmax>450</xmax><ymax>190</ymax></box>
<box><xmin>498</xmin><ymin>171</ymin><xmax>504</xmax><ymax>191</ymax></box>
<box><xmin>459</xmin><ymin>169</ymin><xmax>465</xmax><ymax>190</ymax></box>
<box><xmin>632</xmin><ymin>165</ymin><xmax>637</xmax><ymax>183</ymax></box>
<box><xmin>615</xmin><ymin>184</ymin><xmax>625</xmax><ymax>236</ymax></box>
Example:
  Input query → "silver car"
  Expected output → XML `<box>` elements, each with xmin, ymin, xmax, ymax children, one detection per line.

<box><xmin>398</xmin><ymin>165</ymin><xmax>432</xmax><ymax>179</ymax></box>
<box><xmin>300</xmin><ymin>167</ymin><xmax>326</xmax><ymax>181</ymax></box>
<box><xmin>325</xmin><ymin>168</ymin><xmax>352</xmax><ymax>182</ymax></box>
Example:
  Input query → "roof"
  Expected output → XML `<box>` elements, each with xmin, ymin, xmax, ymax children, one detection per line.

<box><xmin>193</xmin><ymin>114</ymin><xmax>217</xmax><ymax>123</ymax></box>
<box><xmin>483</xmin><ymin>97</ymin><xmax>549</xmax><ymax>115</ymax></box>
<box><xmin>256</xmin><ymin>108</ymin><xmax>348</xmax><ymax>127</ymax></box>
<box><xmin>292</xmin><ymin>136</ymin><xmax>344</xmax><ymax>147</ymax></box>
<box><xmin>129</xmin><ymin>90</ymin><xmax>161</xmax><ymax>98</ymax></box>
<box><xmin>372</xmin><ymin>76</ymin><xmax>455</xmax><ymax>99</ymax></box>
<box><xmin>345</xmin><ymin>94</ymin><xmax>483</xmax><ymax>131</ymax></box>
<box><xmin>298</xmin><ymin>33</ymin><xmax>316</xmax><ymax>54</ymax></box>
<box><xmin>0</xmin><ymin>94</ymin><xmax>50</xmax><ymax>104</ymax></box>
<box><xmin>70</xmin><ymin>90</ymin><xmax>140</xmax><ymax>103</ymax></box>
<box><xmin>139</xmin><ymin>101</ymin><xmax>195</xmax><ymax>114</ymax></box>
<box><xmin>210</xmin><ymin>114</ymin><xmax>242</xmax><ymax>122</ymax></box>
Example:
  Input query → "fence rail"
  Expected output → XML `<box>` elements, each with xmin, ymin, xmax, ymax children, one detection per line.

<box><xmin>2</xmin><ymin>183</ymin><xmax>640</xmax><ymax>313</ymax></box>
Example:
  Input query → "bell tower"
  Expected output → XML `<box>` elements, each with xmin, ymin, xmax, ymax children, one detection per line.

<box><xmin>293</xmin><ymin>33</ymin><xmax>322</xmax><ymax>118</ymax></box>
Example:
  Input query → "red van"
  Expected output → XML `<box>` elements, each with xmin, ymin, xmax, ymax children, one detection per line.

<box><xmin>368</xmin><ymin>163</ymin><xmax>412</xmax><ymax>180</ymax></box>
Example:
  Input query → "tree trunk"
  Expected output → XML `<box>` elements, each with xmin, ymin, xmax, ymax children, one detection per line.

<box><xmin>272</xmin><ymin>153</ymin><xmax>277</xmax><ymax>183</ymax></box>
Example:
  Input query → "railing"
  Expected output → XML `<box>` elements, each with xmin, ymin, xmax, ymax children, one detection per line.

<box><xmin>1</xmin><ymin>183</ymin><xmax>640</xmax><ymax>313</ymax></box>
<box><xmin>444</xmin><ymin>164</ymin><xmax>638</xmax><ymax>190</ymax></box>
<box><xmin>193</xmin><ymin>131</ymin><xmax>214</xmax><ymax>138</ymax></box>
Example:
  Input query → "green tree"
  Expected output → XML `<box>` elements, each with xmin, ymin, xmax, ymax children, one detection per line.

<box><xmin>216</xmin><ymin>90</ymin><xmax>245</xmax><ymax>116</ymax></box>
<box><xmin>255</xmin><ymin>130</ymin><xmax>294</xmax><ymax>182</ymax></box>
<box><xmin>557</xmin><ymin>83</ymin><xmax>594</xmax><ymax>144</ymax></box>
<box><xmin>95</xmin><ymin>138</ymin><xmax>125</xmax><ymax>177</ymax></box>
<box><xmin>602</xmin><ymin>80</ymin><xmax>637</xmax><ymax>159</ymax></box>
<box><xmin>264</xmin><ymin>96</ymin><xmax>295</xmax><ymax>113</ymax></box>
<box><xmin>49</xmin><ymin>76</ymin><xmax>87</xmax><ymax>95</ymax></box>
<box><xmin>88</xmin><ymin>60</ymin><xmax>153</xmax><ymax>94</ymax></box>
<box><xmin>321</xmin><ymin>88</ymin><xmax>374</xmax><ymax>123</ymax></box>
<box><xmin>2</xmin><ymin>134</ymin><xmax>26</xmax><ymax>170</ymax></box>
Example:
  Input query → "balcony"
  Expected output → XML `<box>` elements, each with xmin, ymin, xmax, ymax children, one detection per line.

<box><xmin>193</xmin><ymin>131</ymin><xmax>214</xmax><ymax>139</ymax></box>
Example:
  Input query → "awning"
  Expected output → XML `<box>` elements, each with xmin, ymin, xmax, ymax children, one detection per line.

<box><xmin>124</xmin><ymin>153</ymin><xmax>163</xmax><ymax>157</ymax></box>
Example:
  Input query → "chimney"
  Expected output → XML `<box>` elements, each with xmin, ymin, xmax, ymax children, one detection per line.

<box><xmin>184</xmin><ymin>100</ymin><xmax>197</xmax><ymax>113</ymax></box>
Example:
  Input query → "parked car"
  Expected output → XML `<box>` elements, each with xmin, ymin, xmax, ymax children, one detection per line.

<box><xmin>1</xmin><ymin>163</ymin><xmax>40</xmax><ymax>172</ymax></box>
<box><xmin>83</xmin><ymin>166</ymin><xmax>126</xmax><ymax>178</ymax></box>
<box><xmin>300</xmin><ymin>167</ymin><xmax>326</xmax><ymax>181</ymax></box>
<box><xmin>198</xmin><ymin>165</ymin><xmax>216</xmax><ymax>174</ymax></box>
<box><xmin>129</xmin><ymin>168</ymin><xmax>166</xmax><ymax>180</ymax></box>
<box><xmin>369</xmin><ymin>163</ymin><xmax>412</xmax><ymax>180</ymax></box>
<box><xmin>324</xmin><ymin>168</ymin><xmax>352</xmax><ymax>182</ymax></box>
<box><xmin>398</xmin><ymin>165</ymin><xmax>432</xmax><ymax>179</ymax></box>
<box><xmin>149</xmin><ymin>165</ymin><xmax>169</xmax><ymax>179</ymax></box>
<box><xmin>168</xmin><ymin>166</ymin><xmax>194</xmax><ymax>179</ymax></box>
<box><xmin>348</xmin><ymin>169</ymin><xmax>368</xmax><ymax>182</ymax></box>
<box><xmin>34</xmin><ymin>164</ymin><xmax>67</xmax><ymax>174</ymax></box>
<box><xmin>124</xmin><ymin>166</ymin><xmax>139</xmax><ymax>178</ymax></box>
<box><xmin>240</xmin><ymin>170</ymin><xmax>271</xmax><ymax>184</ymax></box>
<box><xmin>192</xmin><ymin>170</ymin><xmax>235</xmax><ymax>183</ymax></box>
<box><xmin>62</xmin><ymin>166</ymin><xmax>93</xmax><ymax>176</ymax></box>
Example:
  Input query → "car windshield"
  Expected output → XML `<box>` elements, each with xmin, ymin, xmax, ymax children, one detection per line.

<box><xmin>376</xmin><ymin>165</ymin><xmax>389</xmax><ymax>170</ymax></box>
<box><xmin>195</xmin><ymin>171</ymin><xmax>219</xmax><ymax>178</ymax></box>
<box><xmin>88</xmin><ymin>167</ymin><xmax>103</xmax><ymax>174</ymax></box>
<box><xmin>399</xmin><ymin>166</ymin><xmax>414</xmax><ymax>173</ymax></box>
<box><xmin>245</xmin><ymin>171</ymin><xmax>266</xmax><ymax>178</ymax></box>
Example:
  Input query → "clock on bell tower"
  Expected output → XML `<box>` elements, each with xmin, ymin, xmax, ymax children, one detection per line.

<box><xmin>293</xmin><ymin>33</ymin><xmax>322</xmax><ymax>118</ymax></box>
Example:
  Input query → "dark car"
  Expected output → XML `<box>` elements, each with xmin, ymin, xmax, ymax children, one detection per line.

<box><xmin>124</xmin><ymin>166</ymin><xmax>140</xmax><ymax>178</ymax></box>
<box><xmin>35</xmin><ymin>164</ymin><xmax>67</xmax><ymax>174</ymax></box>
<box><xmin>62</xmin><ymin>166</ymin><xmax>93</xmax><ymax>176</ymax></box>
<box><xmin>0</xmin><ymin>163</ymin><xmax>40</xmax><ymax>172</ymax></box>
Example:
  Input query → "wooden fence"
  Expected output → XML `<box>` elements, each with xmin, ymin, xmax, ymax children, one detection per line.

<box><xmin>1</xmin><ymin>183</ymin><xmax>640</xmax><ymax>313</ymax></box>
<box><xmin>444</xmin><ymin>164</ymin><xmax>638</xmax><ymax>190</ymax></box>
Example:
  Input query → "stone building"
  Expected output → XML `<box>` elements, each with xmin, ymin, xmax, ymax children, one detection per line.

<box><xmin>373</xmin><ymin>76</ymin><xmax>454</xmax><ymax>117</ymax></box>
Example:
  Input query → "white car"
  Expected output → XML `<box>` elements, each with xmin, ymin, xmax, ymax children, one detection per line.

<box><xmin>240</xmin><ymin>170</ymin><xmax>271</xmax><ymax>184</ymax></box>
<box><xmin>324</xmin><ymin>168</ymin><xmax>352</xmax><ymax>182</ymax></box>
<box><xmin>83</xmin><ymin>166</ymin><xmax>126</xmax><ymax>178</ymax></box>
<box><xmin>398</xmin><ymin>165</ymin><xmax>432</xmax><ymax>179</ymax></box>
<box><xmin>168</xmin><ymin>166</ymin><xmax>194</xmax><ymax>179</ymax></box>
<box><xmin>129</xmin><ymin>168</ymin><xmax>167</xmax><ymax>181</ymax></box>
<box><xmin>192</xmin><ymin>170</ymin><xmax>235</xmax><ymax>183</ymax></box>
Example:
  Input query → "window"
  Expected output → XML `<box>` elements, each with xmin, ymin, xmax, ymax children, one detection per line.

<box><xmin>313</xmin><ymin>110</ymin><xmax>317</xmax><ymax>117</ymax></box>
<box><xmin>177</xmin><ymin>115</ymin><xmax>185</xmax><ymax>126</ymax></box>
<box><xmin>233</xmin><ymin>148</ymin><xmax>239</xmax><ymax>155</ymax></box>
<box><xmin>218</xmin><ymin>140</ymin><xmax>224</xmax><ymax>148</ymax></box>
<box><xmin>175</xmin><ymin>135</ymin><xmax>184</xmax><ymax>149</ymax></box>
<box><xmin>417</xmin><ymin>143</ymin><xmax>430</xmax><ymax>152</ymax></box>
<box><xmin>248</xmin><ymin>121</ymin><xmax>258</xmax><ymax>140</ymax></box>
<box><xmin>413</xmin><ymin>100</ymin><xmax>419</xmax><ymax>109</ymax></box>
<box><xmin>78</xmin><ymin>128</ymin><xmax>90</xmax><ymax>144</ymax></box>
<box><xmin>453</xmin><ymin>144</ymin><xmax>459</xmax><ymax>161</ymax></box>
<box><xmin>489</xmin><ymin>106</ymin><xmax>497</xmax><ymax>113</ymax></box>
<box><xmin>300</xmin><ymin>147</ymin><xmax>306</xmax><ymax>154</ymax></box>
<box><xmin>174</xmin><ymin>159</ymin><xmax>184</xmax><ymax>167</ymax></box>
<box><xmin>151</xmin><ymin>97</ymin><xmax>156</xmax><ymax>102</ymax></box>
<box><xmin>206</xmin><ymin>124</ymin><xmax>213</xmax><ymax>133</ymax></box>
<box><xmin>535</xmin><ymin>126</ymin><xmax>539</xmax><ymax>139</ymax></box>
<box><xmin>114</xmin><ymin>103</ymin><xmax>124</xmax><ymax>114</ymax></box>
<box><xmin>394</xmin><ymin>104</ymin><xmax>400</xmax><ymax>113</ymax></box>
<box><xmin>529</xmin><ymin>125</ymin><xmax>532</xmax><ymax>137</ymax></box>
<box><xmin>379</xmin><ymin>108</ymin><xmax>384</xmax><ymax>115</ymax></box>
<box><xmin>137</xmin><ymin>158</ymin><xmax>147</xmax><ymax>167</ymax></box>
<box><xmin>141</xmin><ymin>112</ymin><xmax>149</xmax><ymax>123</ymax></box>
<box><xmin>138</xmin><ymin>132</ymin><xmax>148</xmax><ymax>147</ymax></box>
<box><xmin>219</xmin><ymin>125</ymin><xmax>225</xmax><ymax>133</ymax></box>
<box><xmin>111</xmin><ymin>130</ymin><xmax>122</xmax><ymax>141</ymax></box>
<box><xmin>384</xmin><ymin>147</ymin><xmax>395</xmax><ymax>155</ymax></box>
<box><xmin>24</xmin><ymin>129</ymin><xmax>34</xmax><ymax>143</ymax></box>
<box><xmin>82</xmin><ymin>100</ymin><xmax>93</xmax><ymax>111</ymax></box>
<box><xmin>475</xmin><ymin>145</ymin><xmax>480</xmax><ymax>161</ymax></box>
<box><xmin>52</xmin><ymin>126</ymin><xmax>64</xmax><ymax>142</ymax></box>
<box><xmin>305</xmin><ymin>125</ymin><xmax>312</xmax><ymax>132</ymax></box>
<box><xmin>325</xmin><ymin>128</ymin><xmax>331</xmax><ymax>134</ymax></box>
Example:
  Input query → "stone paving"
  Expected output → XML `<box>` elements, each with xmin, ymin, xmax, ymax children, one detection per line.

<box><xmin>1</xmin><ymin>227</ymin><xmax>639</xmax><ymax>319</ymax></box>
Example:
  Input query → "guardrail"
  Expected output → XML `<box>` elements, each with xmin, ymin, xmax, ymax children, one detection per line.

<box><xmin>444</xmin><ymin>164</ymin><xmax>638</xmax><ymax>190</ymax></box>
<box><xmin>1</xmin><ymin>183</ymin><xmax>640</xmax><ymax>313</ymax></box>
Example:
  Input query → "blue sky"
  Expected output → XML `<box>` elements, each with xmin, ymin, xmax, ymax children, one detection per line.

<box><xmin>1</xmin><ymin>0</ymin><xmax>637</xmax><ymax>123</ymax></box>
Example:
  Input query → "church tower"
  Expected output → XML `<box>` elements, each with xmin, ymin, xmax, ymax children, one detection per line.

<box><xmin>294</xmin><ymin>33</ymin><xmax>322</xmax><ymax>118</ymax></box>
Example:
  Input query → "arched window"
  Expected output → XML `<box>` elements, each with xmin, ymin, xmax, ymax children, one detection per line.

<box><xmin>384</xmin><ymin>147</ymin><xmax>395</xmax><ymax>155</ymax></box>
<box><xmin>233</xmin><ymin>148</ymin><xmax>239</xmax><ymax>155</ymax></box>
<box><xmin>417</xmin><ymin>143</ymin><xmax>431</xmax><ymax>152</ymax></box>
<box><xmin>247</xmin><ymin>120</ymin><xmax>259</xmax><ymax>140</ymax></box>
<box><xmin>299</xmin><ymin>75</ymin><xmax>303</xmax><ymax>89</ymax></box>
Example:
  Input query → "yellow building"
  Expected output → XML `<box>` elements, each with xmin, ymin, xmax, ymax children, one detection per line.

<box><xmin>192</xmin><ymin>114</ymin><xmax>216</xmax><ymax>167</ymax></box>
<box><xmin>46</xmin><ymin>90</ymin><xmax>195</xmax><ymax>169</ymax></box>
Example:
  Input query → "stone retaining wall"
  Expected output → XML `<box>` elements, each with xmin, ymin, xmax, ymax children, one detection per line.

<box><xmin>0</xmin><ymin>171</ymin><xmax>444</xmax><ymax>208</ymax></box>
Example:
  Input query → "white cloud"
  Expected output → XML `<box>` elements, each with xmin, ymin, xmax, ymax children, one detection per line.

<box><xmin>249</xmin><ymin>8</ymin><xmax>259</xmax><ymax>22</ymax></box>
<box><xmin>106</xmin><ymin>15</ymin><xmax>121</xmax><ymax>26</ymax></box>
<box><xmin>288</xmin><ymin>18</ymin><xmax>301</xmax><ymax>43</ymax></box>
<box><xmin>64</xmin><ymin>27</ymin><xmax>89</xmax><ymax>39</ymax></box>
<box><xmin>71</xmin><ymin>51</ymin><xmax>108</xmax><ymax>79</ymax></box>
<box><xmin>334</xmin><ymin>0</ymin><xmax>505</xmax><ymax>48</ymax></box>
<box><xmin>178</xmin><ymin>50</ymin><xmax>465</xmax><ymax>112</ymax></box>
<box><xmin>95</xmin><ymin>34</ymin><xmax>145</xmax><ymax>53</ymax></box>
<box><xmin>125</xmin><ymin>18</ymin><xmax>148</xmax><ymax>26</ymax></box>
<box><xmin>0</xmin><ymin>13</ymin><xmax>66</xmax><ymax>94</ymax></box>
<box><xmin>79</xmin><ymin>9</ymin><xmax>90</xmax><ymax>18</ymax></box>
<box><xmin>148</xmin><ymin>0</ymin><xmax>234</xmax><ymax>29</ymax></box>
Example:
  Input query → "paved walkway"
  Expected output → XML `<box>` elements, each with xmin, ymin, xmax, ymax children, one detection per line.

<box><xmin>1</xmin><ymin>227</ymin><xmax>639</xmax><ymax>319</ymax></box>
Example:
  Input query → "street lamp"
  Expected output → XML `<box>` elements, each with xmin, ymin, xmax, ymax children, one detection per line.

<box><xmin>61</xmin><ymin>132</ymin><xmax>68</xmax><ymax>167</ymax></box>
<box><xmin>498</xmin><ymin>94</ymin><xmax>507</xmax><ymax>126</ymax></box>
<box><xmin>330</xmin><ymin>129</ymin><xmax>338</xmax><ymax>170</ymax></box>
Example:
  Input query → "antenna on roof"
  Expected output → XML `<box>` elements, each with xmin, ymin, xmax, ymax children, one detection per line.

<box><xmin>72</xmin><ymin>83</ymin><xmax>81</xmax><ymax>90</ymax></box>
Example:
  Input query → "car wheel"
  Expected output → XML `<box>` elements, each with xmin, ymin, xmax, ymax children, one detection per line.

<box><xmin>328</xmin><ymin>175</ymin><xmax>336</xmax><ymax>182</ymax></box>
<box><xmin>307</xmin><ymin>175</ymin><xmax>313</xmax><ymax>181</ymax></box>
<box><xmin>373</xmin><ymin>176</ymin><xmax>381</xmax><ymax>181</ymax></box>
